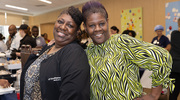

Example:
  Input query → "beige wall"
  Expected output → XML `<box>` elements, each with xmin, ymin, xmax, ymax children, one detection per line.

<box><xmin>40</xmin><ymin>23</ymin><xmax>54</xmax><ymax>40</ymax></box>
<box><xmin>0</xmin><ymin>12</ymin><xmax>28</xmax><ymax>26</ymax></box>
<box><xmin>29</xmin><ymin>4</ymin><xmax>83</xmax><ymax>40</ymax></box>
<box><xmin>2</xmin><ymin>0</ymin><xmax>179</xmax><ymax>42</ymax></box>
<box><xmin>100</xmin><ymin>0</ymin><xmax>179</xmax><ymax>42</ymax></box>
<box><xmin>29</xmin><ymin>0</ymin><xmax>179</xmax><ymax>42</ymax></box>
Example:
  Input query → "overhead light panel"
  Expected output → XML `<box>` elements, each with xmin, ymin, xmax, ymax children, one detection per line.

<box><xmin>39</xmin><ymin>0</ymin><xmax>52</xmax><ymax>4</ymax></box>
<box><xmin>5</xmin><ymin>5</ymin><xmax>28</xmax><ymax>11</ymax></box>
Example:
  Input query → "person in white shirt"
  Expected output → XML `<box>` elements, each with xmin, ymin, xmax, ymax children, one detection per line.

<box><xmin>7</xmin><ymin>24</ymin><xmax>22</xmax><ymax>50</ymax></box>
<box><xmin>10</xmin><ymin>32</ymin><xmax>22</xmax><ymax>50</ymax></box>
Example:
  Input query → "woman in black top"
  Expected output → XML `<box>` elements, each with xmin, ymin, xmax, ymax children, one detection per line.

<box><xmin>169</xmin><ymin>18</ymin><xmax>180</xmax><ymax>100</ymax></box>
<box><xmin>11</xmin><ymin>24</ymin><xmax>36</xmax><ymax>59</ymax></box>
<box><xmin>20</xmin><ymin>6</ymin><xmax>90</xmax><ymax>100</ymax></box>
<box><xmin>18</xmin><ymin>24</ymin><xmax>36</xmax><ymax>48</ymax></box>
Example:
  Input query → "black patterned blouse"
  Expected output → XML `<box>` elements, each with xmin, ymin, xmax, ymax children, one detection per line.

<box><xmin>23</xmin><ymin>47</ymin><xmax>55</xmax><ymax>100</ymax></box>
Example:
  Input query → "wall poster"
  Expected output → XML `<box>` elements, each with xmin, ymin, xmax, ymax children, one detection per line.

<box><xmin>165</xmin><ymin>1</ymin><xmax>180</xmax><ymax>40</ymax></box>
<box><xmin>121</xmin><ymin>7</ymin><xmax>143</xmax><ymax>40</ymax></box>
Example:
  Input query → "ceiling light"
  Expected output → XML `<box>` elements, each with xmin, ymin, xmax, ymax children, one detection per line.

<box><xmin>5</xmin><ymin>5</ymin><xmax>28</xmax><ymax>11</ymax></box>
<box><xmin>39</xmin><ymin>0</ymin><xmax>52</xmax><ymax>4</ymax></box>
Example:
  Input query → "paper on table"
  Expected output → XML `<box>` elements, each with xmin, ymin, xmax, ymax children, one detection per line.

<box><xmin>0</xmin><ymin>87</ymin><xmax>15</xmax><ymax>95</ymax></box>
<box><xmin>140</xmin><ymin>69</ymin><xmax>152</xmax><ymax>89</ymax></box>
<box><xmin>5</xmin><ymin>63</ymin><xmax>21</xmax><ymax>70</ymax></box>
<box><xmin>0</xmin><ymin>63</ymin><xmax>7</xmax><ymax>66</ymax></box>
<box><xmin>0</xmin><ymin>53</ymin><xmax>6</xmax><ymax>57</ymax></box>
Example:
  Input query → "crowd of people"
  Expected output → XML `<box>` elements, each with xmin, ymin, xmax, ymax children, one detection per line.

<box><xmin>0</xmin><ymin>1</ymin><xmax>180</xmax><ymax>100</ymax></box>
<box><xmin>0</xmin><ymin>22</ymin><xmax>52</xmax><ymax>99</ymax></box>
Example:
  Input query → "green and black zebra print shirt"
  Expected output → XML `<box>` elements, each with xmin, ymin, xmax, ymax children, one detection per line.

<box><xmin>86</xmin><ymin>34</ymin><xmax>174</xmax><ymax>100</ymax></box>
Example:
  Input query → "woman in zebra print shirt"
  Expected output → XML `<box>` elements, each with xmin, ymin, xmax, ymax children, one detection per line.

<box><xmin>82</xmin><ymin>1</ymin><xmax>174</xmax><ymax>100</ymax></box>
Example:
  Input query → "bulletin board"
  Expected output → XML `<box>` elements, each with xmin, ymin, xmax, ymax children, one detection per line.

<box><xmin>121</xmin><ymin>7</ymin><xmax>143</xmax><ymax>40</ymax></box>
<box><xmin>165</xmin><ymin>1</ymin><xmax>180</xmax><ymax>40</ymax></box>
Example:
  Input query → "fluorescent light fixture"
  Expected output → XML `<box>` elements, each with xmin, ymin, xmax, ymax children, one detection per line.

<box><xmin>39</xmin><ymin>0</ymin><xmax>52</xmax><ymax>4</ymax></box>
<box><xmin>5</xmin><ymin>5</ymin><xmax>28</xmax><ymax>11</ymax></box>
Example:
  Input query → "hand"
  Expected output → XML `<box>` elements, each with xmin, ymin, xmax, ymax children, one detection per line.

<box><xmin>134</xmin><ymin>94</ymin><xmax>156</xmax><ymax>100</ymax></box>
<box><xmin>0</xmin><ymin>79</ymin><xmax>10</xmax><ymax>88</ymax></box>
<box><xmin>48</xmin><ymin>39</ymin><xmax>55</xmax><ymax>46</ymax></box>
<box><xmin>16</xmin><ymin>52</ymin><xmax>21</xmax><ymax>57</ymax></box>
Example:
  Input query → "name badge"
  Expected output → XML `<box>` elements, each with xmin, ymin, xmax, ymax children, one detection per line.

<box><xmin>48</xmin><ymin>77</ymin><xmax>61</xmax><ymax>81</ymax></box>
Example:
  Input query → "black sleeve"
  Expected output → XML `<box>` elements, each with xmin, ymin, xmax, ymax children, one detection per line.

<box><xmin>10</xmin><ymin>49</ymin><xmax>18</xmax><ymax>60</ymax></box>
<box><xmin>24</xmin><ymin>37</ymin><xmax>36</xmax><ymax>48</ymax></box>
<box><xmin>170</xmin><ymin>31</ymin><xmax>180</xmax><ymax>57</ymax></box>
<box><xmin>29</xmin><ymin>38</ymin><xmax>36</xmax><ymax>48</ymax></box>
<box><xmin>58</xmin><ymin>45</ymin><xmax>90</xmax><ymax>100</ymax></box>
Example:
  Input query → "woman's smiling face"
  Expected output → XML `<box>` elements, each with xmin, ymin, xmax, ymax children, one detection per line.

<box><xmin>53</xmin><ymin>13</ymin><xmax>78</xmax><ymax>46</ymax></box>
<box><xmin>84</xmin><ymin>13</ymin><xmax>110</xmax><ymax>45</ymax></box>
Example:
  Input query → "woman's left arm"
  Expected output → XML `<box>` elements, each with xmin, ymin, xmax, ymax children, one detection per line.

<box><xmin>58</xmin><ymin>47</ymin><xmax>90</xmax><ymax>100</ymax></box>
<box><xmin>120</xmin><ymin>35</ymin><xmax>174</xmax><ymax>99</ymax></box>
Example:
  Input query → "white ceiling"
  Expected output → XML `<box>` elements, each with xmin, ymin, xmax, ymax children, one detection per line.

<box><xmin>0</xmin><ymin>0</ymin><xmax>89</xmax><ymax>16</ymax></box>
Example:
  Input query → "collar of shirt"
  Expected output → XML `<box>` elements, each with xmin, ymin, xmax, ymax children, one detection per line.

<box><xmin>11</xmin><ymin>33</ymin><xmax>17</xmax><ymax>40</ymax></box>
<box><xmin>32</xmin><ymin>35</ymin><xmax>41</xmax><ymax>39</ymax></box>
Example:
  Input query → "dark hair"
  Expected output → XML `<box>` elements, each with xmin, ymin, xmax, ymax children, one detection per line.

<box><xmin>122</xmin><ymin>30</ymin><xmax>130</xmax><ymax>35</ymax></box>
<box><xmin>82</xmin><ymin>1</ymin><xmax>108</xmax><ymax>24</ymax></box>
<box><xmin>122</xmin><ymin>30</ymin><xmax>136</xmax><ymax>37</ymax></box>
<box><xmin>32</xmin><ymin>26</ymin><xmax>39</xmax><ymax>31</ymax></box>
<box><xmin>111</xmin><ymin>26</ymin><xmax>119</xmax><ymax>33</ymax></box>
<box><xmin>0</xmin><ymin>33</ymin><xmax>5</xmax><ymax>40</ymax></box>
<box><xmin>178</xmin><ymin>18</ymin><xmax>180</xmax><ymax>27</ymax></box>
<box><xmin>41</xmin><ymin>33</ymin><xmax>47</xmax><ymax>37</ymax></box>
<box><xmin>59</xmin><ymin>6</ymin><xmax>83</xmax><ymax>29</ymax></box>
<box><xmin>129</xmin><ymin>30</ymin><xmax>136</xmax><ymax>37</ymax></box>
<box><xmin>18</xmin><ymin>24</ymin><xmax>28</xmax><ymax>30</ymax></box>
<box><xmin>43</xmin><ymin>33</ymin><xmax>48</xmax><ymax>36</ymax></box>
<box><xmin>76</xmin><ymin>29</ymin><xmax>89</xmax><ymax>49</ymax></box>
<box><xmin>81</xmin><ymin>30</ymin><xmax>89</xmax><ymax>39</ymax></box>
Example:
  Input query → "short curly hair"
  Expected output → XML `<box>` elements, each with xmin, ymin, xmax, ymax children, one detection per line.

<box><xmin>58</xmin><ymin>6</ymin><xmax>83</xmax><ymax>29</ymax></box>
<box><xmin>32</xmin><ymin>26</ymin><xmax>39</xmax><ymax>31</ymax></box>
<box><xmin>82</xmin><ymin>1</ymin><xmax>108</xmax><ymax>24</ymax></box>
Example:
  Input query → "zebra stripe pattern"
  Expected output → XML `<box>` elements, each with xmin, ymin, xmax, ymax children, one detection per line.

<box><xmin>86</xmin><ymin>34</ymin><xmax>174</xmax><ymax>100</ymax></box>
